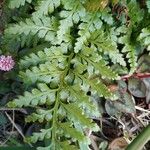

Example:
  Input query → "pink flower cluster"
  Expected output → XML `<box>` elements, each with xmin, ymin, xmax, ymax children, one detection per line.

<box><xmin>0</xmin><ymin>55</ymin><xmax>15</xmax><ymax>71</ymax></box>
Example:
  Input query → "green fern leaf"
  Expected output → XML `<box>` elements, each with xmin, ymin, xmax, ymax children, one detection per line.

<box><xmin>8</xmin><ymin>0</ymin><xmax>32</xmax><ymax>8</ymax></box>
<box><xmin>6</xmin><ymin>0</ymin><xmax>148</xmax><ymax>149</ymax></box>
<box><xmin>89</xmin><ymin>30</ymin><xmax>126</xmax><ymax>66</ymax></box>
<box><xmin>146</xmin><ymin>0</ymin><xmax>150</xmax><ymax>13</ymax></box>
<box><xmin>138</xmin><ymin>27</ymin><xmax>150</xmax><ymax>52</ymax></box>
<box><xmin>58</xmin><ymin>122</ymin><xmax>84</xmax><ymax>141</ymax></box>
<box><xmin>20</xmin><ymin>62</ymin><xmax>61</xmax><ymax>84</ymax></box>
<box><xmin>127</xmin><ymin>0</ymin><xmax>144</xmax><ymax>24</ymax></box>
<box><xmin>19</xmin><ymin>47</ymin><xmax>67</xmax><ymax>69</ymax></box>
<box><xmin>74</xmin><ymin>12</ymin><xmax>102</xmax><ymax>53</ymax></box>
<box><xmin>100</xmin><ymin>7</ymin><xmax>113</xmax><ymax>25</ymax></box>
<box><xmin>87</xmin><ymin>78</ymin><xmax>112</xmax><ymax>98</ymax></box>
<box><xmin>26</xmin><ymin>109</ymin><xmax>53</xmax><ymax>123</ymax></box>
<box><xmin>58</xmin><ymin>141</ymin><xmax>78</xmax><ymax>150</ymax></box>
<box><xmin>7</xmin><ymin>83</ymin><xmax>56</xmax><ymax>107</ymax></box>
<box><xmin>69</xmin><ymin>85</ymin><xmax>96</xmax><ymax>112</ymax></box>
<box><xmin>26</xmin><ymin>128</ymin><xmax>52</xmax><ymax>143</ymax></box>
<box><xmin>5</xmin><ymin>16</ymin><xmax>58</xmax><ymax>43</ymax></box>
<box><xmin>34</xmin><ymin>0</ymin><xmax>61</xmax><ymax>16</ymax></box>
<box><xmin>57</xmin><ymin>0</ymin><xmax>85</xmax><ymax>43</ymax></box>
<box><xmin>74</xmin><ymin>8</ymin><xmax>113</xmax><ymax>53</ymax></box>
<box><xmin>122</xmin><ymin>44</ymin><xmax>137</xmax><ymax>74</ymax></box>
<box><xmin>62</xmin><ymin>103</ymin><xmax>95</xmax><ymax>128</ymax></box>
<box><xmin>116</xmin><ymin>26</ymin><xmax>137</xmax><ymax>73</ymax></box>
<box><xmin>77</xmin><ymin>52</ymin><xmax>118</xmax><ymax>79</ymax></box>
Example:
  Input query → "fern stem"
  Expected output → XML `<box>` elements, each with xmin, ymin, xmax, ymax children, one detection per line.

<box><xmin>51</xmin><ymin>53</ymin><xmax>74</xmax><ymax>147</ymax></box>
<box><xmin>51</xmin><ymin>91</ymin><xmax>60</xmax><ymax>148</ymax></box>
<box><xmin>121</xmin><ymin>72</ymin><xmax>150</xmax><ymax>80</ymax></box>
<box><xmin>60</xmin><ymin>53</ymin><xmax>74</xmax><ymax>85</ymax></box>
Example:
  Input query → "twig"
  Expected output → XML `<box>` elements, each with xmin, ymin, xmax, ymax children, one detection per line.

<box><xmin>5</xmin><ymin>112</ymin><xmax>33</xmax><ymax>147</ymax></box>
<box><xmin>5</xmin><ymin>111</ymin><xmax>25</xmax><ymax>139</ymax></box>
<box><xmin>135</xmin><ymin>106</ymin><xmax>150</xmax><ymax>113</ymax></box>
<box><xmin>0</xmin><ymin>108</ymin><xmax>26</xmax><ymax>111</ymax></box>
<box><xmin>85</xmin><ymin>129</ymin><xmax>99</xmax><ymax>150</ymax></box>
<box><xmin>0</xmin><ymin>110</ymin><xmax>15</xmax><ymax>146</ymax></box>
<box><xmin>121</xmin><ymin>73</ymin><xmax>150</xmax><ymax>80</ymax></box>
<box><xmin>137</xmin><ymin>112</ymin><xmax>150</xmax><ymax>119</ymax></box>
<box><xmin>0</xmin><ymin>108</ymin><xmax>28</xmax><ymax>114</ymax></box>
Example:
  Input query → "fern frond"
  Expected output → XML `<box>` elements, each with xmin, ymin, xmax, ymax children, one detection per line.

<box><xmin>8</xmin><ymin>48</ymin><xmax>100</xmax><ymax>149</ymax></box>
<box><xmin>34</xmin><ymin>0</ymin><xmax>61</xmax><ymax>16</ymax></box>
<box><xmin>26</xmin><ymin>128</ymin><xmax>52</xmax><ymax>143</ymax></box>
<box><xmin>20</xmin><ymin>62</ymin><xmax>61</xmax><ymax>84</ymax></box>
<box><xmin>116</xmin><ymin>26</ymin><xmax>137</xmax><ymax>73</ymax></box>
<box><xmin>78</xmin><ymin>47</ymin><xmax>118</xmax><ymax>79</ymax></box>
<box><xmin>146</xmin><ymin>0</ymin><xmax>150</xmax><ymax>13</ymax></box>
<box><xmin>88</xmin><ymin>30</ymin><xmax>126</xmax><ymax>66</ymax></box>
<box><xmin>89</xmin><ymin>30</ymin><xmax>116</xmax><ymax>52</ymax></box>
<box><xmin>122</xmin><ymin>44</ymin><xmax>137</xmax><ymax>74</ymax></box>
<box><xmin>57</xmin><ymin>0</ymin><xmax>86</xmax><ymax>43</ymax></box>
<box><xmin>3</xmin><ymin>31</ymin><xmax>41</xmax><ymax>48</ymax></box>
<box><xmin>100</xmin><ymin>7</ymin><xmax>113</xmax><ymax>25</ymax></box>
<box><xmin>74</xmin><ymin>12</ymin><xmax>102</xmax><ymax>53</ymax></box>
<box><xmin>62</xmin><ymin>103</ymin><xmax>95</xmax><ymax>128</ymax></box>
<box><xmin>8</xmin><ymin>83</ymin><xmax>56</xmax><ymax>107</ymax></box>
<box><xmin>58</xmin><ymin>122</ymin><xmax>84</xmax><ymax>141</ymax></box>
<box><xmin>69</xmin><ymin>85</ymin><xmax>96</xmax><ymax>113</ymax></box>
<box><xmin>19</xmin><ymin>47</ymin><xmax>67</xmax><ymax>69</ymax></box>
<box><xmin>8</xmin><ymin>0</ymin><xmax>32</xmax><ymax>8</ymax></box>
<box><xmin>138</xmin><ymin>27</ymin><xmax>150</xmax><ymax>52</ymax></box>
<box><xmin>127</xmin><ymin>0</ymin><xmax>144</xmax><ymax>24</ymax></box>
<box><xmin>6</xmin><ymin>0</ymin><xmax>145</xmax><ymax>149</ymax></box>
<box><xmin>5</xmin><ymin>16</ymin><xmax>59</xmax><ymax>44</ymax></box>
<box><xmin>73</xmin><ymin>71</ymin><xmax>112</xmax><ymax>98</ymax></box>
<box><xmin>74</xmin><ymin>8</ymin><xmax>113</xmax><ymax>53</ymax></box>
<box><xmin>26</xmin><ymin>109</ymin><xmax>53</xmax><ymax>123</ymax></box>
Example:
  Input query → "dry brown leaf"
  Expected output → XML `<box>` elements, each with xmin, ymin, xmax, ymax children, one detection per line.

<box><xmin>108</xmin><ymin>137</ymin><xmax>128</xmax><ymax>150</ymax></box>
<box><xmin>85</xmin><ymin>0</ymin><xmax>109</xmax><ymax>11</ymax></box>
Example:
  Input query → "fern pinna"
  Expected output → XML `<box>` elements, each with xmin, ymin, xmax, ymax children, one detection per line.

<box><xmin>5</xmin><ymin>0</ymin><xmax>150</xmax><ymax>149</ymax></box>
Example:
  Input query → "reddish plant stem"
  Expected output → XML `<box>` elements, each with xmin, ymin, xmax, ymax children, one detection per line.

<box><xmin>121</xmin><ymin>73</ymin><xmax>150</xmax><ymax>80</ymax></box>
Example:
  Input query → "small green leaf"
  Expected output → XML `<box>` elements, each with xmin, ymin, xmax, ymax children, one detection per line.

<box><xmin>0</xmin><ymin>113</ymin><xmax>8</xmax><ymax>125</ymax></box>
<box><xmin>105</xmin><ymin>100</ymin><xmax>120</xmax><ymax>116</ymax></box>
<box><xmin>128</xmin><ymin>78</ymin><xmax>146</xmax><ymax>98</ymax></box>
<box><xmin>142</xmin><ymin>78</ymin><xmax>150</xmax><ymax>103</ymax></box>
